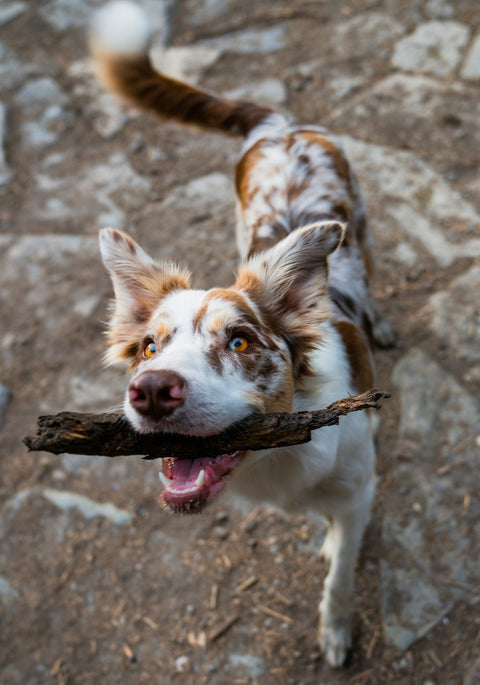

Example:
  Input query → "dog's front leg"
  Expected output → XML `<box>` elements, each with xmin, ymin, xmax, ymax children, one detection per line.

<box><xmin>317</xmin><ymin>479</ymin><xmax>374</xmax><ymax>667</ymax></box>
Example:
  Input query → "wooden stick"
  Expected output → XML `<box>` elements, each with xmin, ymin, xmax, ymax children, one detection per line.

<box><xmin>23</xmin><ymin>389</ymin><xmax>389</xmax><ymax>460</ymax></box>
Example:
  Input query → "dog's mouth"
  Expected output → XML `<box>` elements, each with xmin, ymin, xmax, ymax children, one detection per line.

<box><xmin>159</xmin><ymin>451</ymin><xmax>245</xmax><ymax>514</ymax></box>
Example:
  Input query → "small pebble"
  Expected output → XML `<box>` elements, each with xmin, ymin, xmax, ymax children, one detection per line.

<box><xmin>175</xmin><ymin>655</ymin><xmax>190</xmax><ymax>673</ymax></box>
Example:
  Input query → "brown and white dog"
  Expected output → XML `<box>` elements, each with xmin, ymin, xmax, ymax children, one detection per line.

<box><xmin>90</xmin><ymin>0</ymin><xmax>394</xmax><ymax>667</ymax></box>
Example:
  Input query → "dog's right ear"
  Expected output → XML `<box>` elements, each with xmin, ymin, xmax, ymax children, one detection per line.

<box><xmin>99</xmin><ymin>228</ymin><xmax>190</xmax><ymax>362</ymax></box>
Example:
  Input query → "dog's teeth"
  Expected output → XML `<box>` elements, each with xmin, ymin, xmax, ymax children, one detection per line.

<box><xmin>158</xmin><ymin>471</ymin><xmax>173</xmax><ymax>489</ymax></box>
<box><xmin>195</xmin><ymin>469</ymin><xmax>206</xmax><ymax>488</ymax></box>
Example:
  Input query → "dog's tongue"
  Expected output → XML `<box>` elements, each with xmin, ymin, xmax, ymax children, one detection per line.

<box><xmin>160</xmin><ymin>452</ymin><xmax>243</xmax><ymax>513</ymax></box>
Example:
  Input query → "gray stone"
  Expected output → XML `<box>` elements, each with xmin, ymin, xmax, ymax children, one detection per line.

<box><xmin>0</xmin><ymin>102</ymin><xmax>11</xmax><ymax>186</ymax></box>
<box><xmin>42</xmin><ymin>488</ymin><xmax>133</xmax><ymax>525</ymax></box>
<box><xmin>15</xmin><ymin>77</ymin><xmax>67</xmax><ymax>108</ymax></box>
<box><xmin>0</xmin><ymin>384</ymin><xmax>10</xmax><ymax>427</ymax></box>
<box><xmin>60</xmin><ymin>370</ymin><xmax>127</xmax><ymax>412</ymax></box>
<box><xmin>229</xmin><ymin>653</ymin><xmax>264</xmax><ymax>678</ymax></box>
<box><xmin>33</xmin><ymin>152</ymin><xmax>151</xmax><ymax>228</ymax></box>
<box><xmin>464</xmin><ymin>658</ymin><xmax>480</xmax><ymax>685</ymax></box>
<box><xmin>380</xmin><ymin>349</ymin><xmax>480</xmax><ymax>648</ymax></box>
<box><xmin>392</xmin><ymin>21</ymin><xmax>470</xmax><ymax>76</ymax></box>
<box><xmin>184</xmin><ymin>0</ymin><xmax>234</xmax><ymax>26</ymax></box>
<box><xmin>0</xmin><ymin>575</ymin><xmax>19</xmax><ymax>603</ymax></box>
<box><xmin>426</xmin><ymin>265</ymin><xmax>480</xmax><ymax>371</ymax></box>
<box><xmin>162</xmin><ymin>172</ymin><xmax>234</xmax><ymax>212</ymax></box>
<box><xmin>381</xmin><ymin>555</ymin><xmax>447</xmax><ymax>650</ymax></box>
<box><xmin>226</xmin><ymin>79</ymin><xmax>287</xmax><ymax>106</ymax></box>
<box><xmin>68</xmin><ymin>59</ymin><xmax>130</xmax><ymax>139</ymax></box>
<box><xmin>151</xmin><ymin>45</ymin><xmax>220</xmax><ymax>86</ymax></box>
<box><xmin>332</xmin><ymin>12</ymin><xmax>405</xmax><ymax>57</ymax></box>
<box><xmin>461</xmin><ymin>33</ymin><xmax>480</xmax><ymax>80</ymax></box>
<box><xmin>0</xmin><ymin>2</ymin><xmax>27</xmax><ymax>27</ymax></box>
<box><xmin>425</xmin><ymin>0</ymin><xmax>455</xmax><ymax>19</ymax></box>
<box><xmin>0</xmin><ymin>41</ymin><xmax>37</xmax><ymax>92</ymax></box>
<box><xmin>341</xmin><ymin>135</ymin><xmax>480</xmax><ymax>266</ymax></box>
<box><xmin>15</xmin><ymin>77</ymin><xmax>71</xmax><ymax>147</ymax></box>
<box><xmin>199</xmin><ymin>25</ymin><xmax>286</xmax><ymax>55</ymax></box>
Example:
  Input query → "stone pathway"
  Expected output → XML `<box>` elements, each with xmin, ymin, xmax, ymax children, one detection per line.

<box><xmin>0</xmin><ymin>1</ymin><xmax>479</xmax><ymax>684</ymax></box>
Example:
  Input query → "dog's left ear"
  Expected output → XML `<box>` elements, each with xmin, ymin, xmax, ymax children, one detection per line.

<box><xmin>236</xmin><ymin>221</ymin><xmax>345</xmax><ymax>314</ymax></box>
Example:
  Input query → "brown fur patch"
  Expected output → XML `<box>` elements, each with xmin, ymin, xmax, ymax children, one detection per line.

<box><xmin>236</xmin><ymin>143</ymin><xmax>267</xmax><ymax>207</ymax></box>
<box><xmin>198</xmin><ymin>288</ymin><xmax>263</xmax><ymax>329</ymax></box>
<box><xmin>299</xmin><ymin>131</ymin><xmax>350</xmax><ymax>184</ymax></box>
<box><xmin>94</xmin><ymin>53</ymin><xmax>274</xmax><ymax>136</ymax></box>
<box><xmin>333</xmin><ymin>321</ymin><xmax>374</xmax><ymax>394</ymax></box>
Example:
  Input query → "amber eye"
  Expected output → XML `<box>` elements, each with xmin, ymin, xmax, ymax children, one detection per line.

<box><xmin>144</xmin><ymin>342</ymin><xmax>157</xmax><ymax>359</ymax></box>
<box><xmin>227</xmin><ymin>336</ymin><xmax>249</xmax><ymax>352</ymax></box>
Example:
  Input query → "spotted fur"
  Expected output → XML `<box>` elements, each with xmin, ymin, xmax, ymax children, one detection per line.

<box><xmin>92</xmin><ymin>1</ymin><xmax>395</xmax><ymax>668</ymax></box>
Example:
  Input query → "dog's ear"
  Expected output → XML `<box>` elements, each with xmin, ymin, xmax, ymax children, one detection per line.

<box><xmin>99</xmin><ymin>228</ymin><xmax>190</xmax><ymax>363</ymax></box>
<box><xmin>237</xmin><ymin>221</ymin><xmax>344</xmax><ymax>311</ymax></box>
<box><xmin>235</xmin><ymin>221</ymin><xmax>345</xmax><ymax>374</ymax></box>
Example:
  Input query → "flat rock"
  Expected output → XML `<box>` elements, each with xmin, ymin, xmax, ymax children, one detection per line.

<box><xmin>0</xmin><ymin>575</ymin><xmax>19</xmax><ymax>603</ymax></box>
<box><xmin>162</xmin><ymin>172</ymin><xmax>234</xmax><ymax>212</ymax></box>
<box><xmin>42</xmin><ymin>488</ymin><xmax>133</xmax><ymax>525</ymax></box>
<box><xmin>15</xmin><ymin>77</ymin><xmax>71</xmax><ymax>147</ymax></box>
<box><xmin>0</xmin><ymin>384</ymin><xmax>11</xmax><ymax>427</ymax></box>
<box><xmin>0</xmin><ymin>102</ymin><xmax>11</xmax><ymax>185</ymax></box>
<box><xmin>426</xmin><ymin>265</ymin><xmax>480</xmax><ymax>372</ymax></box>
<box><xmin>68</xmin><ymin>58</ymin><xmax>130</xmax><ymax>139</ymax></box>
<box><xmin>183</xmin><ymin>0</ymin><xmax>234</xmax><ymax>26</ymax></box>
<box><xmin>425</xmin><ymin>0</ymin><xmax>455</xmax><ymax>19</ymax></box>
<box><xmin>151</xmin><ymin>45</ymin><xmax>220</xmax><ymax>85</ymax></box>
<box><xmin>32</xmin><ymin>152</ymin><xmax>151</xmax><ymax>228</ymax></box>
<box><xmin>332</xmin><ymin>12</ymin><xmax>405</xmax><ymax>57</ymax></box>
<box><xmin>199</xmin><ymin>25</ymin><xmax>286</xmax><ymax>54</ymax></box>
<box><xmin>15</xmin><ymin>77</ymin><xmax>67</xmax><ymax>108</ymax></box>
<box><xmin>225</xmin><ymin>79</ymin><xmax>287</xmax><ymax>106</ymax></box>
<box><xmin>341</xmin><ymin>135</ymin><xmax>480</xmax><ymax>266</ymax></box>
<box><xmin>0</xmin><ymin>1</ymin><xmax>27</xmax><ymax>27</ymax></box>
<box><xmin>461</xmin><ymin>33</ymin><xmax>480</xmax><ymax>80</ymax></box>
<box><xmin>391</xmin><ymin>21</ymin><xmax>470</xmax><ymax>76</ymax></box>
<box><xmin>382</xmin><ymin>348</ymin><xmax>480</xmax><ymax>649</ymax></box>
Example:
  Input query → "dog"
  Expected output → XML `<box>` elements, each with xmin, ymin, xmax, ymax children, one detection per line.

<box><xmin>90</xmin><ymin>0</ymin><xmax>394</xmax><ymax>667</ymax></box>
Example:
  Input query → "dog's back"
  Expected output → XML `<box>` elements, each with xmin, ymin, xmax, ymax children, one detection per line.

<box><xmin>89</xmin><ymin>0</ymin><xmax>390</xmax><ymax>357</ymax></box>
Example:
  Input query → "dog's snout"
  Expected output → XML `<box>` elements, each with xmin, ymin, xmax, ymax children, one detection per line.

<box><xmin>128</xmin><ymin>370</ymin><xmax>187</xmax><ymax>419</ymax></box>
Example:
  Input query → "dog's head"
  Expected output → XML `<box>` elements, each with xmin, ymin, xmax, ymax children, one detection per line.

<box><xmin>99</xmin><ymin>222</ymin><xmax>344</xmax><ymax>512</ymax></box>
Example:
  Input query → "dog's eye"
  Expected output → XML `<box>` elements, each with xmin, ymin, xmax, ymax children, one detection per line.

<box><xmin>144</xmin><ymin>342</ymin><xmax>157</xmax><ymax>358</ymax></box>
<box><xmin>227</xmin><ymin>336</ymin><xmax>249</xmax><ymax>352</ymax></box>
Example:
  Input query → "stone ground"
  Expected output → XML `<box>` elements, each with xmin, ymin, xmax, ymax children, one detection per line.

<box><xmin>0</xmin><ymin>1</ymin><xmax>479</xmax><ymax>683</ymax></box>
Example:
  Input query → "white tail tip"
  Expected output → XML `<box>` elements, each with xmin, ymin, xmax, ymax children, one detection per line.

<box><xmin>90</xmin><ymin>1</ymin><xmax>151</xmax><ymax>56</ymax></box>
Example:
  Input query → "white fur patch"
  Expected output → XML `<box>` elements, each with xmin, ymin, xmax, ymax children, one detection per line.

<box><xmin>123</xmin><ymin>289</ymin><xmax>265</xmax><ymax>435</ymax></box>
<box><xmin>90</xmin><ymin>1</ymin><xmax>151</xmax><ymax>56</ymax></box>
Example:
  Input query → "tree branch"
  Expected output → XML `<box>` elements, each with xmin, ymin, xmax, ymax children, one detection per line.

<box><xmin>23</xmin><ymin>389</ymin><xmax>389</xmax><ymax>460</ymax></box>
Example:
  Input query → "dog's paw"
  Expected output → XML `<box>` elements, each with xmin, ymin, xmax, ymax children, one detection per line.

<box><xmin>319</xmin><ymin>531</ymin><xmax>333</xmax><ymax>563</ymax></box>
<box><xmin>318</xmin><ymin>619</ymin><xmax>351</xmax><ymax>668</ymax></box>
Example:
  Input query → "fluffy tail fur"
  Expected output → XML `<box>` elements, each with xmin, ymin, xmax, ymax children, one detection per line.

<box><xmin>90</xmin><ymin>1</ymin><xmax>275</xmax><ymax>136</ymax></box>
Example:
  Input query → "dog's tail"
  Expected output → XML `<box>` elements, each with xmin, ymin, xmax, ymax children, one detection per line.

<box><xmin>89</xmin><ymin>1</ymin><xmax>276</xmax><ymax>137</ymax></box>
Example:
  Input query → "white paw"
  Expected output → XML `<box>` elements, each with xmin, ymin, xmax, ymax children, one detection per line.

<box><xmin>319</xmin><ymin>530</ymin><xmax>334</xmax><ymax>562</ymax></box>
<box><xmin>318</xmin><ymin>619</ymin><xmax>351</xmax><ymax>667</ymax></box>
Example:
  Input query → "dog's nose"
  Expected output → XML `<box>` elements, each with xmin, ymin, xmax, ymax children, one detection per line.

<box><xmin>128</xmin><ymin>370</ymin><xmax>187</xmax><ymax>418</ymax></box>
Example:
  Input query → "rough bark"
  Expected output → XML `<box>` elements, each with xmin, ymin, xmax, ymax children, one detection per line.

<box><xmin>24</xmin><ymin>389</ymin><xmax>389</xmax><ymax>460</ymax></box>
